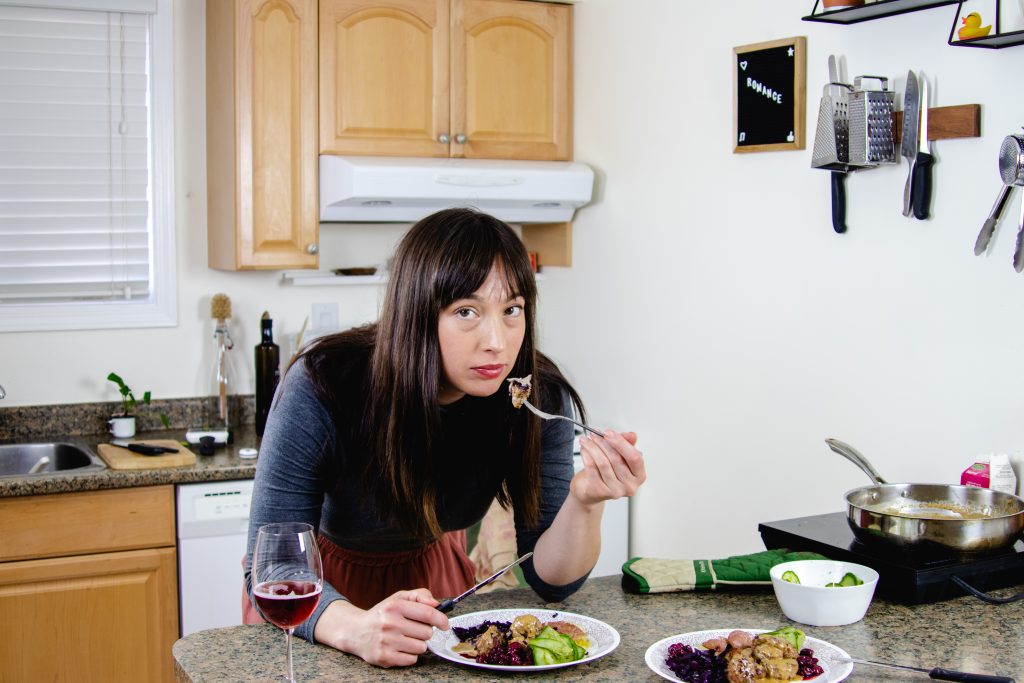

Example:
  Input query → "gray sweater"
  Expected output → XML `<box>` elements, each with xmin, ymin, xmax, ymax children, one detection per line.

<box><xmin>245</xmin><ymin>356</ymin><xmax>587</xmax><ymax>642</ymax></box>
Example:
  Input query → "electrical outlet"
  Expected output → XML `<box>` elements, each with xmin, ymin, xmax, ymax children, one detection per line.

<box><xmin>311</xmin><ymin>302</ymin><xmax>338</xmax><ymax>331</ymax></box>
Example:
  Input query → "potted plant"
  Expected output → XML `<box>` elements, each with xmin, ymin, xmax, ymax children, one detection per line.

<box><xmin>106</xmin><ymin>372</ymin><xmax>170</xmax><ymax>438</ymax></box>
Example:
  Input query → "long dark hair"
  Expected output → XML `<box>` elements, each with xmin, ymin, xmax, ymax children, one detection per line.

<box><xmin>301</xmin><ymin>208</ymin><xmax>583</xmax><ymax>541</ymax></box>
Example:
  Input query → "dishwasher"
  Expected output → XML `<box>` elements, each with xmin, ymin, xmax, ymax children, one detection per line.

<box><xmin>176</xmin><ymin>479</ymin><xmax>254</xmax><ymax>636</ymax></box>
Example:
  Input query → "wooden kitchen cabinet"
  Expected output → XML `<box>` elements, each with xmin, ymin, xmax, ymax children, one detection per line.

<box><xmin>0</xmin><ymin>486</ymin><xmax>178</xmax><ymax>683</ymax></box>
<box><xmin>207</xmin><ymin>0</ymin><xmax>320</xmax><ymax>270</ymax></box>
<box><xmin>319</xmin><ymin>0</ymin><xmax>573</xmax><ymax>160</ymax></box>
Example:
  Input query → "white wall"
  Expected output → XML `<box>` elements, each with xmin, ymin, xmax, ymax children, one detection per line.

<box><xmin>2</xmin><ymin>0</ymin><xmax>1022</xmax><ymax>561</ymax></box>
<box><xmin>536</xmin><ymin>0</ymin><xmax>1024</xmax><ymax>559</ymax></box>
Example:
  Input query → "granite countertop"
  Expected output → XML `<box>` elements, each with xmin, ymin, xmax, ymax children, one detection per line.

<box><xmin>0</xmin><ymin>427</ymin><xmax>259</xmax><ymax>498</ymax></box>
<box><xmin>173</xmin><ymin>574</ymin><xmax>1024</xmax><ymax>682</ymax></box>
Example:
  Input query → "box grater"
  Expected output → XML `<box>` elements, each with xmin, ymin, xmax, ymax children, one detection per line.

<box><xmin>848</xmin><ymin>76</ymin><xmax>896</xmax><ymax>168</ymax></box>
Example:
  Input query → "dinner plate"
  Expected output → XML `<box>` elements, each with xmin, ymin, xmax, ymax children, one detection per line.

<box><xmin>426</xmin><ymin>608</ymin><xmax>620</xmax><ymax>672</ymax></box>
<box><xmin>644</xmin><ymin>628</ymin><xmax>853</xmax><ymax>682</ymax></box>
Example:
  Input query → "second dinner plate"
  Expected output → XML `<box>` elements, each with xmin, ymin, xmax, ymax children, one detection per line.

<box><xmin>644</xmin><ymin>628</ymin><xmax>853</xmax><ymax>682</ymax></box>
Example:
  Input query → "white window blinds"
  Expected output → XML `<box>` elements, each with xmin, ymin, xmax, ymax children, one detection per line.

<box><xmin>0</xmin><ymin>5</ymin><xmax>155</xmax><ymax>306</ymax></box>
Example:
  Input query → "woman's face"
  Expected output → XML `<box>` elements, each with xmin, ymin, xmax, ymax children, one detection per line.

<box><xmin>437</xmin><ymin>264</ymin><xmax>526</xmax><ymax>405</ymax></box>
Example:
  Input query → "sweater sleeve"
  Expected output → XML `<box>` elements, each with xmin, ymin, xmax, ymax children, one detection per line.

<box><xmin>514</xmin><ymin>387</ymin><xmax>590</xmax><ymax>602</ymax></box>
<box><xmin>243</xmin><ymin>360</ymin><xmax>347</xmax><ymax>643</ymax></box>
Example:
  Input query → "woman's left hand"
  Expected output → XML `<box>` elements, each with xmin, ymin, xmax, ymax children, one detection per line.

<box><xmin>570</xmin><ymin>430</ymin><xmax>645</xmax><ymax>506</ymax></box>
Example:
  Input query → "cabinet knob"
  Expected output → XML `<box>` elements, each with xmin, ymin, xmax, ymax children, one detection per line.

<box><xmin>306</xmin><ymin>243</ymin><xmax>319</xmax><ymax>255</ymax></box>
<box><xmin>455</xmin><ymin>133</ymin><xmax>468</xmax><ymax>144</ymax></box>
<box><xmin>438</xmin><ymin>133</ymin><xmax>450</xmax><ymax>144</ymax></box>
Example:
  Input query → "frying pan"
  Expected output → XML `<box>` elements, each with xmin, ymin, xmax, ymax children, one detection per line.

<box><xmin>826</xmin><ymin>439</ymin><xmax>1024</xmax><ymax>553</ymax></box>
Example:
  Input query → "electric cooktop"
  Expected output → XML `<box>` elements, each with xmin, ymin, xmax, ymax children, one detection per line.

<box><xmin>759</xmin><ymin>512</ymin><xmax>1024</xmax><ymax>605</ymax></box>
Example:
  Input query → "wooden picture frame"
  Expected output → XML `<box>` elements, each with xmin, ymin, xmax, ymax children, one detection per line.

<box><xmin>733</xmin><ymin>36</ymin><xmax>806</xmax><ymax>153</ymax></box>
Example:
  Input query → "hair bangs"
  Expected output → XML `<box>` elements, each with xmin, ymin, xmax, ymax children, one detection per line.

<box><xmin>432</xmin><ymin>210</ymin><xmax>536</xmax><ymax>310</ymax></box>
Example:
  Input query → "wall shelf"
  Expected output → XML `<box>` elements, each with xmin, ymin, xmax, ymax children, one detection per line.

<box><xmin>802</xmin><ymin>0</ymin><xmax>960</xmax><ymax>25</ymax></box>
<box><xmin>949</xmin><ymin>29</ymin><xmax>1024</xmax><ymax>47</ymax></box>
<box><xmin>947</xmin><ymin>0</ymin><xmax>1024</xmax><ymax>48</ymax></box>
<box><xmin>281</xmin><ymin>272</ymin><xmax>385</xmax><ymax>287</ymax></box>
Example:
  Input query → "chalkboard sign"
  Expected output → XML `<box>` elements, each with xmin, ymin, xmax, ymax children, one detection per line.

<box><xmin>733</xmin><ymin>37</ymin><xmax>806</xmax><ymax>153</ymax></box>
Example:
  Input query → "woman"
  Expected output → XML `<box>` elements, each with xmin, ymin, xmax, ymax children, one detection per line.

<box><xmin>244</xmin><ymin>207</ymin><xmax>645</xmax><ymax>667</ymax></box>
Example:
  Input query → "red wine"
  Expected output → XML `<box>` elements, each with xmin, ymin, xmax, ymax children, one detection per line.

<box><xmin>253</xmin><ymin>580</ymin><xmax>322</xmax><ymax>629</ymax></box>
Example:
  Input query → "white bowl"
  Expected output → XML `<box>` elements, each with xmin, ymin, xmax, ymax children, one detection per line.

<box><xmin>769</xmin><ymin>560</ymin><xmax>879</xmax><ymax>627</ymax></box>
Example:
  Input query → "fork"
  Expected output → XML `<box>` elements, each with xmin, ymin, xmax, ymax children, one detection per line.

<box><xmin>521</xmin><ymin>399</ymin><xmax>604</xmax><ymax>437</ymax></box>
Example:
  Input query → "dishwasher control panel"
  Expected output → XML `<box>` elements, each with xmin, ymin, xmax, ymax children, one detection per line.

<box><xmin>177</xmin><ymin>479</ymin><xmax>254</xmax><ymax>539</ymax></box>
<box><xmin>194</xmin><ymin>487</ymin><xmax>251</xmax><ymax>521</ymax></box>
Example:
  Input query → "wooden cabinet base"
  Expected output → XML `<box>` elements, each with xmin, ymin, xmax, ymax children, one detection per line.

<box><xmin>0</xmin><ymin>547</ymin><xmax>179</xmax><ymax>683</ymax></box>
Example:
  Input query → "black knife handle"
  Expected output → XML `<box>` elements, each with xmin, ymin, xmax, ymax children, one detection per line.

<box><xmin>912</xmin><ymin>152</ymin><xmax>934</xmax><ymax>220</ymax></box>
<box><xmin>831</xmin><ymin>171</ymin><xmax>847</xmax><ymax>234</ymax></box>
<box><xmin>929</xmin><ymin>668</ymin><xmax>1015</xmax><ymax>683</ymax></box>
<box><xmin>436</xmin><ymin>598</ymin><xmax>455</xmax><ymax>613</ymax></box>
<box><xmin>128</xmin><ymin>443</ymin><xmax>176</xmax><ymax>456</ymax></box>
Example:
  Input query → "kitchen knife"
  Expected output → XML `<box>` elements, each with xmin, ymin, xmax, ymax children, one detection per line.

<box><xmin>109</xmin><ymin>440</ymin><xmax>179</xmax><ymax>456</ymax></box>
<box><xmin>975</xmin><ymin>185</ymin><xmax>1013</xmax><ymax>255</ymax></box>
<box><xmin>900</xmin><ymin>70</ymin><xmax>920</xmax><ymax>217</ymax></box>
<box><xmin>837</xmin><ymin>657</ymin><xmax>1015</xmax><ymax>683</ymax></box>
<box><xmin>911</xmin><ymin>76</ymin><xmax>934</xmax><ymax>220</ymax></box>
<box><xmin>437</xmin><ymin>552</ymin><xmax>533</xmax><ymax>613</ymax></box>
<box><xmin>826</xmin><ymin>54</ymin><xmax>849</xmax><ymax>234</ymax></box>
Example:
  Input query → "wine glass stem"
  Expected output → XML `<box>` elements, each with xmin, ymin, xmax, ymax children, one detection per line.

<box><xmin>285</xmin><ymin>627</ymin><xmax>295</xmax><ymax>682</ymax></box>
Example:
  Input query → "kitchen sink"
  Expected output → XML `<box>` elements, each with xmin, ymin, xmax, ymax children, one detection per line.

<box><xmin>0</xmin><ymin>442</ymin><xmax>106</xmax><ymax>478</ymax></box>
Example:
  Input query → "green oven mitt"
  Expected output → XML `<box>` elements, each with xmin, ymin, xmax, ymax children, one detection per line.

<box><xmin>621</xmin><ymin>549</ymin><xmax>828</xmax><ymax>594</ymax></box>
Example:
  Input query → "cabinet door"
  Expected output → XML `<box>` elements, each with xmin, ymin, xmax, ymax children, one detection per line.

<box><xmin>453</xmin><ymin>0</ymin><xmax>572</xmax><ymax>160</ymax></box>
<box><xmin>320</xmin><ymin>0</ymin><xmax>450</xmax><ymax>156</ymax></box>
<box><xmin>0</xmin><ymin>548</ymin><xmax>179</xmax><ymax>683</ymax></box>
<box><xmin>208</xmin><ymin>0</ymin><xmax>319</xmax><ymax>270</ymax></box>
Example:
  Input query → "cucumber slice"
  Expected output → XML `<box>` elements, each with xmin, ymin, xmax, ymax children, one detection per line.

<box><xmin>826</xmin><ymin>572</ymin><xmax>863</xmax><ymax>587</ymax></box>
<box><xmin>838</xmin><ymin>571</ymin><xmax>863</xmax><ymax>586</ymax></box>
<box><xmin>781</xmin><ymin>570</ymin><xmax>801</xmax><ymax>584</ymax></box>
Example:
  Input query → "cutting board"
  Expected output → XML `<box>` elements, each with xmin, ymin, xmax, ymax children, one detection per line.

<box><xmin>97</xmin><ymin>440</ymin><xmax>197</xmax><ymax>470</ymax></box>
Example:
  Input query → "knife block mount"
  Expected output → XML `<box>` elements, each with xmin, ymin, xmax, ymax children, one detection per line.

<box><xmin>893</xmin><ymin>103</ymin><xmax>980</xmax><ymax>144</ymax></box>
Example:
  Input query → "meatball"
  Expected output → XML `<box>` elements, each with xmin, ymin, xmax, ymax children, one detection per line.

<box><xmin>509</xmin><ymin>614</ymin><xmax>542</xmax><ymax>643</ymax></box>
<box><xmin>473</xmin><ymin>625</ymin><xmax>506</xmax><ymax>657</ymax></box>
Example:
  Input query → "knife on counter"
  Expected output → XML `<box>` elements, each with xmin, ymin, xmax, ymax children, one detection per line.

<box><xmin>911</xmin><ymin>75</ymin><xmax>934</xmax><ymax>220</ymax></box>
<box><xmin>900</xmin><ymin>70</ymin><xmax>920</xmax><ymax>217</ymax></box>
<box><xmin>109</xmin><ymin>440</ymin><xmax>179</xmax><ymax>456</ymax></box>
<box><xmin>837</xmin><ymin>656</ymin><xmax>1015</xmax><ymax>683</ymax></box>
<box><xmin>437</xmin><ymin>552</ymin><xmax>533</xmax><ymax>613</ymax></box>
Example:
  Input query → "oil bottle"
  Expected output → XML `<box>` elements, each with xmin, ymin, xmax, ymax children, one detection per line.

<box><xmin>254</xmin><ymin>311</ymin><xmax>280</xmax><ymax>437</ymax></box>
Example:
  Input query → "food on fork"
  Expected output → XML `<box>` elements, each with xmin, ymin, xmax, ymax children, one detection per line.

<box><xmin>507</xmin><ymin>375</ymin><xmax>532</xmax><ymax>409</ymax></box>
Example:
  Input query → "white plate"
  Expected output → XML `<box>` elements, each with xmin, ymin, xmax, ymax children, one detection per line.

<box><xmin>427</xmin><ymin>608</ymin><xmax>620</xmax><ymax>672</ymax></box>
<box><xmin>644</xmin><ymin>628</ymin><xmax>853</xmax><ymax>683</ymax></box>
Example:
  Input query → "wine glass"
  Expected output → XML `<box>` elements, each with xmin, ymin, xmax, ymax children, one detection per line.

<box><xmin>251</xmin><ymin>522</ymin><xmax>323</xmax><ymax>682</ymax></box>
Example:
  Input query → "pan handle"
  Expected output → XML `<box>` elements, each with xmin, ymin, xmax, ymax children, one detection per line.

<box><xmin>825</xmin><ymin>438</ymin><xmax>888</xmax><ymax>485</ymax></box>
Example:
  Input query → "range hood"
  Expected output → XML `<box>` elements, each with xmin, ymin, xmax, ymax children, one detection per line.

<box><xmin>319</xmin><ymin>155</ymin><xmax>594</xmax><ymax>223</ymax></box>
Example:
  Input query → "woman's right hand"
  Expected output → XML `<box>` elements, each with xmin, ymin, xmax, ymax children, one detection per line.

<box><xmin>313</xmin><ymin>589</ymin><xmax>449</xmax><ymax>667</ymax></box>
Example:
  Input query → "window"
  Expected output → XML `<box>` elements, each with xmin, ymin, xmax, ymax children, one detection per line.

<box><xmin>0</xmin><ymin>0</ymin><xmax>175</xmax><ymax>332</ymax></box>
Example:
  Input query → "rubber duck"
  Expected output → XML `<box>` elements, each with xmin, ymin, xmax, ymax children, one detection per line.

<box><xmin>958</xmin><ymin>12</ymin><xmax>992</xmax><ymax>40</ymax></box>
